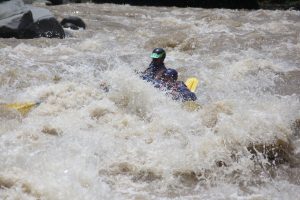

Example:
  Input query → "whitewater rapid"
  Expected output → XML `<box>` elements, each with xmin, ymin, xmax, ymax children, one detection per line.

<box><xmin>1</xmin><ymin>2</ymin><xmax>300</xmax><ymax>199</ymax></box>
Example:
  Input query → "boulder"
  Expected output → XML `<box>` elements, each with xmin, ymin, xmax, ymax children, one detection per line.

<box><xmin>45</xmin><ymin>0</ymin><xmax>85</xmax><ymax>6</ymax></box>
<box><xmin>0</xmin><ymin>0</ymin><xmax>65</xmax><ymax>39</ymax></box>
<box><xmin>45</xmin><ymin>0</ymin><xmax>63</xmax><ymax>6</ymax></box>
<box><xmin>61</xmin><ymin>16</ymin><xmax>86</xmax><ymax>30</ymax></box>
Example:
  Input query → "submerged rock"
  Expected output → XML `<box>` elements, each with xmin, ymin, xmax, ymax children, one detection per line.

<box><xmin>61</xmin><ymin>16</ymin><xmax>86</xmax><ymax>30</ymax></box>
<box><xmin>292</xmin><ymin>119</ymin><xmax>300</xmax><ymax>137</ymax></box>
<box><xmin>45</xmin><ymin>0</ymin><xmax>84</xmax><ymax>5</ymax></box>
<box><xmin>247</xmin><ymin>139</ymin><xmax>294</xmax><ymax>165</ymax></box>
<box><xmin>45</xmin><ymin>0</ymin><xmax>63</xmax><ymax>5</ymax></box>
<box><xmin>0</xmin><ymin>0</ymin><xmax>65</xmax><ymax>39</ymax></box>
<box><xmin>42</xmin><ymin>125</ymin><xmax>62</xmax><ymax>136</ymax></box>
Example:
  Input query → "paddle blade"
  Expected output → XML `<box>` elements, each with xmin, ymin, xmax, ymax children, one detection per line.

<box><xmin>185</xmin><ymin>77</ymin><xmax>199</xmax><ymax>92</ymax></box>
<box><xmin>4</xmin><ymin>102</ymin><xmax>40</xmax><ymax>115</ymax></box>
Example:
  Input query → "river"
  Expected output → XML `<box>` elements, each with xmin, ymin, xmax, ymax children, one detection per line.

<box><xmin>0</xmin><ymin>2</ymin><xmax>300</xmax><ymax>199</ymax></box>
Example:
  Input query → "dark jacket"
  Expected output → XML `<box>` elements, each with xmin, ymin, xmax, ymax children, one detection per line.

<box><xmin>141</xmin><ymin>61</ymin><xmax>166</xmax><ymax>81</ymax></box>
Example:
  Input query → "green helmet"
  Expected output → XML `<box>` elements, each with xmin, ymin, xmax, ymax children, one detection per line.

<box><xmin>150</xmin><ymin>48</ymin><xmax>166</xmax><ymax>60</ymax></box>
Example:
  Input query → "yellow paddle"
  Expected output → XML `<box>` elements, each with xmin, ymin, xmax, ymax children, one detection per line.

<box><xmin>183</xmin><ymin>77</ymin><xmax>201</xmax><ymax>111</ymax></box>
<box><xmin>185</xmin><ymin>77</ymin><xmax>199</xmax><ymax>92</ymax></box>
<box><xmin>1</xmin><ymin>101</ymin><xmax>41</xmax><ymax>115</ymax></box>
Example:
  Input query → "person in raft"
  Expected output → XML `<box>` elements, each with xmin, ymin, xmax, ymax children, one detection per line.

<box><xmin>154</xmin><ymin>68</ymin><xmax>197</xmax><ymax>102</ymax></box>
<box><xmin>141</xmin><ymin>48</ymin><xmax>167</xmax><ymax>81</ymax></box>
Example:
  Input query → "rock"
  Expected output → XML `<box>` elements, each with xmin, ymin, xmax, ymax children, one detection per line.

<box><xmin>45</xmin><ymin>0</ymin><xmax>86</xmax><ymax>5</ymax></box>
<box><xmin>42</xmin><ymin>125</ymin><xmax>62</xmax><ymax>136</ymax></box>
<box><xmin>61</xmin><ymin>16</ymin><xmax>86</xmax><ymax>30</ymax></box>
<box><xmin>247</xmin><ymin>139</ymin><xmax>293</xmax><ymax>165</ymax></box>
<box><xmin>0</xmin><ymin>0</ymin><xmax>65</xmax><ymax>39</ymax></box>
<box><xmin>45</xmin><ymin>0</ymin><xmax>63</xmax><ymax>6</ymax></box>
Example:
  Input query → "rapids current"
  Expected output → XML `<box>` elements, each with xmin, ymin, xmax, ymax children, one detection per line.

<box><xmin>0</xmin><ymin>3</ymin><xmax>300</xmax><ymax>199</ymax></box>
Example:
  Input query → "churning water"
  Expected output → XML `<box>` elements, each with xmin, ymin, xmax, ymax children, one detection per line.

<box><xmin>1</xmin><ymin>2</ymin><xmax>300</xmax><ymax>199</ymax></box>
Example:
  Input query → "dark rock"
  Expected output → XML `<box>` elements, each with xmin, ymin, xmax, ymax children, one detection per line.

<box><xmin>45</xmin><ymin>0</ymin><xmax>90</xmax><ymax>5</ymax></box>
<box><xmin>247</xmin><ymin>139</ymin><xmax>293</xmax><ymax>165</ymax></box>
<box><xmin>91</xmin><ymin>0</ymin><xmax>260</xmax><ymax>9</ymax></box>
<box><xmin>0</xmin><ymin>0</ymin><xmax>65</xmax><ymax>39</ymax></box>
<box><xmin>45</xmin><ymin>0</ymin><xmax>63</xmax><ymax>6</ymax></box>
<box><xmin>61</xmin><ymin>16</ymin><xmax>86</xmax><ymax>30</ymax></box>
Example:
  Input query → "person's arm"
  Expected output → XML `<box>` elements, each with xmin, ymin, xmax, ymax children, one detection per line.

<box><xmin>141</xmin><ymin>66</ymin><xmax>154</xmax><ymax>81</ymax></box>
<box><xmin>177</xmin><ymin>82</ymin><xmax>197</xmax><ymax>101</ymax></box>
<box><xmin>153</xmin><ymin>79</ymin><xmax>164</xmax><ymax>88</ymax></box>
<box><xmin>181</xmin><ymin>91</ymin><xmax>197</xmax><ymax>101</ymax></box>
